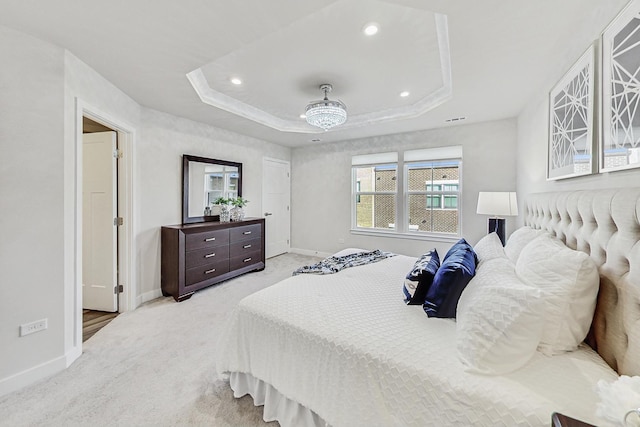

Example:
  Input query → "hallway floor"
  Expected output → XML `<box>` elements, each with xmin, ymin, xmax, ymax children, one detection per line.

<box><xmin>82</xmin><ymin>310</ymin><xmax>118</xmax><ymax>342</ymax></box>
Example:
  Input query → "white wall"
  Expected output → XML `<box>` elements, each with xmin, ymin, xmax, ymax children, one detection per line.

<box><xmin>0</xmin><ymin>24</ymin><xmax>291</xmax><ymax>395</ymax></box>
<box><xmin>137</xmin><ymin>109</ymin><xmax>290</xmax><ymax>298</ymax></box>
<box><xmin>0</xmin><ymin>25</ymin><xmax>67</xmax><ymax>392</ymax></box>
<box><xmin>291</xmin><ymin>119</ymin><xmax>517</xmax><ymax>257</ymax></box>
<box><xmin>516</xmin><ymin>0</ymin><xmax>638</xmax><ymax>214</ymax></box>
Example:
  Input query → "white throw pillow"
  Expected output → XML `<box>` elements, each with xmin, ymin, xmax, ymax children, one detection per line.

<box><xmin>504</xmin><ymin>227</ymin><xmax>545</xmax><ymax>264</ymax></box>
<box><xmin>515</xmin><ymin>234</ymin><xmax>599</xmax><ymax>355</ymax></box>
<box><xmin>456</xmin><ymin>258</ymin><xmax>544</xmax><ymax>375</ymax></box>
<box><xmin>474</xmin><ymin>232</ymin><xmax>506</xmax><ymax>264</ymax></box>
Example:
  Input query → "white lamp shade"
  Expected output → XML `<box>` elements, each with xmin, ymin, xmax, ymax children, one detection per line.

<box><xmin>477</xmin><ymin>192</ymin><xmax>518</xmax><ymax>217</ymax></box>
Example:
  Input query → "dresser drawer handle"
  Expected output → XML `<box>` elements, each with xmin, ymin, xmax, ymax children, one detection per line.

<box><xmin>205</xmin><ymin>268</ymin><xmax>216</xmax><ymax>274</ymax></box>
<box><xmin>205</xmin><ymin>253</ymin><xmax>216</xmax><ymax>258</ymax></box>
<box><xmin>243</xmin><ymin>257</ymin><xmax>252</xmax><ymax>263</ymax></box>
<box><xmin>243</xmin><ymin>244</ymin><xmax>252</xmax><ymax>249</ymax></box>
<box><xmin>243</xmin><ymin>231</ymin><xmax>252</xmax><ymax>235</ymax></box>
<box><xmin>205</xmin><ymin>237</ymin><xmax>216</xmax><ymax>242</ymax></box>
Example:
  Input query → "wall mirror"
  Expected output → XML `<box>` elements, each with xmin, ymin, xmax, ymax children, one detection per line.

<box><xmin>182</xmin><ymin>154</ymin><xmax>242</xmax><ymax>224</ymax></box>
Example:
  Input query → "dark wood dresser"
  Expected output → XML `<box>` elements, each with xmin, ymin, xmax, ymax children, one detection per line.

<box><xmin>161</xmin><ymin>218</ymin><xmax>265</xmax><ymax>301</ymax></box>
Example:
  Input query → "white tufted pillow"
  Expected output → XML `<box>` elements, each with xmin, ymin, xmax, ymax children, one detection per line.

<box><xmin>456</xmin><ymin>257</ymin><xmax>544</xmax><ymax>375</ymax></box>
<box><xmin>474</xmin><ymin>232</ymin><xmax>507</xmax><ymax>264</ymax></box>
<box><xmin>515</xmin><ymin>234</ymin><xmax>599</xmax><ymax>355</ymax></box>
<box><xmin>504</xmin><ymin>227</ymin><xmax>545</xmax><ymax>264</ymax></box>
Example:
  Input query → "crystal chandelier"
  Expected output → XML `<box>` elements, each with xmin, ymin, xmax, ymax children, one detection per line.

<box><xmin>305</xmin><ymin>84</ymin><xmax>347</xmax><ymax>131</ymax></box>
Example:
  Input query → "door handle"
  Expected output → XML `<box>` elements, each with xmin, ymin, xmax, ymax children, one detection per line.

<box><xmin>264</xmin><ymin>212</ymin><xmax>273</xmax><ymax>216</ymax></box>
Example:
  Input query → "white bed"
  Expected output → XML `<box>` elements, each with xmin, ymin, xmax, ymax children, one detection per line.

<box><xmin>216</xmin><ymin>188</ymin><xmax>640</xmax><ymax>426</ymax></box>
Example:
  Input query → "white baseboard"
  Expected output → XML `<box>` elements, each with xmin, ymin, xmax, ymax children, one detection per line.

<box><xmin>65</xmin><ymin>345</ymin><xmax>82</xmax><ymax>367</ymax></box>
<box><xmin>137</xmin><ymin>288</ymin><xmax>163</xmax><ymax>307</ymax></box>
<box><xmin>0</xmin><ymin>354</ymin><xmax>67</xmax><ymax>397</ymax></box>
<box><xmin>289</xmin><ymin>248</ymin><xmax>332</xmax><ymax>258</ymax></box>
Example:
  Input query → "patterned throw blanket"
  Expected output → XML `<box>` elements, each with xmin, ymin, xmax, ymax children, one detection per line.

<box><xmin>292</xmin><ymin>249</ymin><xmax>396</xmax><ymax>276</ymax></box>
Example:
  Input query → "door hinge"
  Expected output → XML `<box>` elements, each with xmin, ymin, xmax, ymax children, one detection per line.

<box><xmin>113</xmin><ymin>149</ymin><xmax>123</xmax><ymax>159</ymax></box>
<box><xmin>287</xmin><ymin>172</ymin><xmax>290</xmax><ymax>178</ymax></box>
<box><xmin>114</xmin><ymin>217</ymin><xmax>124</xmax><ymax>226</ymax></box>
<box><xmin>287</xmin><ymin>205</ymin><xmax>290</xmax><ymax>211</ymax></box>
<box><xmin>287</xmin><ymin>239</ymin><xmax>290</xmax><ymax>244</ymax></box>
<box><xmin>114</xmin><ymin>285</ymin><xmax>124</xmax><ymax>294</ymax></box>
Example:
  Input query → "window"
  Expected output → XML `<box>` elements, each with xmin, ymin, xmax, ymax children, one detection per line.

<box><xmin>204</xmin><ymin>167</ymin><xmax>239</xmax><ymax>205</ymax></box>
<box><xmin>352</xmin><ymin>147</ymin><xmax>462</xmax><ymax>237</ymax></box>
<box><xmin>444</xmin><ymin>195</ymin><xmax>458</xmax><ymax>209</ymax></box>
<box><xmin>425</xmin><ymin>183</ymin><xmax>458</xmax><ymax>209</ymax></box>
<box><xmin>353</xmin><ymin>163</ymin><xmax>397</xmax><ymax>230</ymax></box>
<box><xmin>426</xmin><ymin>195</ymin><xmax>441</xmax><ymax>209</ymax></box>
<box><xmin>407</xmin><ymin>160</ymin><xmax>461</xmax><ymax>233</ymax></box>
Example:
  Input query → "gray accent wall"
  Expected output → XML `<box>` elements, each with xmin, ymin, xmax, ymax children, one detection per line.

<box><xmin>291</xmin><ymin>119</ymin><xmax>518</xmax><ymax>257</ymax></box>
<box><xmin>138</xmin><ymin>109</ymin><xmax>290</xmax><ymax>298</ymax></box>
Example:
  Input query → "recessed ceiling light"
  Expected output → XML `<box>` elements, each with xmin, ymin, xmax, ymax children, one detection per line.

<box><xmin>230</xmin><ymin>77</ymin><xmax>242</xmax><ymax>85</ymax></box>
<box><xmin>300</xmin><ymin>114</ymin><xmax>306</xmax><ymax>119</ymax></box>
<box><xmin>400</xmin><ymin>91</ymin><xmax>410</xmax><ymax>97</ymax></box>
<box><xmin>363</xmin><ymin>23</ymin><xmax>379</xmax><ymax>36</ymax></box>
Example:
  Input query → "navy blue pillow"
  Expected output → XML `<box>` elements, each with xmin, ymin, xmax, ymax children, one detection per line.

<box><xmin>403</xmin><ymin>250</ymin><xmax>440</xmax><ymax>305</ymax></box>
<box><xmin>423</xmin><ymin>239</ymin><xmax>477</xmax><ymax>318</ymax></box>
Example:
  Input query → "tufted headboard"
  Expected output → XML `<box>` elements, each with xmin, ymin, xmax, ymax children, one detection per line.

<box><xmin>524</xmin><ymin>188</ymin><xmax>640</xmax><ymax>376</ymax></box>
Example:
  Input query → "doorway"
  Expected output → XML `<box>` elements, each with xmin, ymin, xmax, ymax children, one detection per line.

<box><xmin>262</xmin><ymin>158</ymin><xmax>291</xmax><ymax>258</ymax></box>
<box><xmin>71</xmin><ymin>102</ymin><xmax>136</xmax><ymax>353</ymax></box>
<box><xmin>82</xmin><ymin>118</ymin><xmax>118</xmax><ymax>312</ymax></box>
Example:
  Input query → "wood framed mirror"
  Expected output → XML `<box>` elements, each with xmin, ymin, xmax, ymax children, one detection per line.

<box><xmin>182</xmin><ymin>154</ymin><xmax>242</xmax><ymax>224</ymax></box>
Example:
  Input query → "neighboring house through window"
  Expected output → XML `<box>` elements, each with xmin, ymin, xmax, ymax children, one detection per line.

<box><xmin>352</xmin><ymin>146</ymin><xmax>462</xmax><ymax>238</ymax></box>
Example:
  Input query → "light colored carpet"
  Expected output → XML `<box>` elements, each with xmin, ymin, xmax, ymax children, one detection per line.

<box><xmin>0</xmin><ymin>253</ymin><xmax>320</xmax><ymax>427</ymax></box>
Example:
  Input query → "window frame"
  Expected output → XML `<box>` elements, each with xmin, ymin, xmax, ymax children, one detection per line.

<box><xmin>352</xmin><ymin>163</ymin><xmax>398</xmax><ymax>231</ymax></box>
<box><xmin>406</xmin><ymin>160</ymin><xmax>462</xmax><ymax>235</ymax></box>
<box><xmin>351</xmin><ymin>149</ymin><xmax>463</xmax><ymax>241</ymax></box>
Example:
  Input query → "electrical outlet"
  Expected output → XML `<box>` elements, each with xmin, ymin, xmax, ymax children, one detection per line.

<box><xmin>20</xmin><ymin>319</ymin><xmax>48</xmax><ymax>337</ymax></box>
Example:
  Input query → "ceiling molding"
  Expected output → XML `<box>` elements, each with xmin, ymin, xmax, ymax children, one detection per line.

<box><xmin>186</xmin><ymin>12</ymin><xmax>452</xmax><ymax>134</ymax></box>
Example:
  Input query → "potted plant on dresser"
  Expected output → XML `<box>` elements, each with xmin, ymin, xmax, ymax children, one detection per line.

<box><xmin>213</xmin><ymin>197</ymin><xmax>231</xmax><ymax>222</ymax></box>
<box><xmin>230</xmin><ymin>197</ymin><xmax>249</xmax><ymax>222</ymax></box>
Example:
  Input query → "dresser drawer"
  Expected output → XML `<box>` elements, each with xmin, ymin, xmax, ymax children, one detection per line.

<box><xmin>230</xmin><ymin>250</ymin><xmax>262</xmax><ymax>271</ymax></box>
<box><xmin>185</xmin><ymin>258</ymin><xmax>230</xmax><ymax>286</ymax></box>
<box><xmin>185</xmin><ymin>229</ymin><xmax>229</xmax><ymax>251</ymax></box>
<box><xmin>229</xmin><ymin>238</ymin><xmax>261</xmax><ymax>259</ymax></box>
<box><xmin>229</xmin><ymin>224</ymin><xmax>261</xmax><ymax>243</ymax></box>
<box><xmin>185</xmin><ymin>245</ymin><xmax>230</xmax><ymax>269</ymax></box>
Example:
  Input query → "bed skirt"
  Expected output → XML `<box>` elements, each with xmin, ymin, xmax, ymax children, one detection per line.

<box><xmin>229</xmin><ymin>372</ymin><xmax>328</xmax><ymax>427</ymax></box>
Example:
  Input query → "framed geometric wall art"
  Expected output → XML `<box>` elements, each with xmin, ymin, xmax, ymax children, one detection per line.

<box><xmin>601</xmin><ymin>0</ymin><xmax>640</xmax><ymax>173</ymax></box>
<box><xmin>548</xmin><ymin>44</ymin><xmax>595</xmax><ymax>180</ymax></box>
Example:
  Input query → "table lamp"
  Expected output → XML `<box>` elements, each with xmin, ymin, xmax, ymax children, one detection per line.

<box><xmin>476</xmin><ymin>192</ymin><xmax>518</xmax><ymax>245</ymax></box>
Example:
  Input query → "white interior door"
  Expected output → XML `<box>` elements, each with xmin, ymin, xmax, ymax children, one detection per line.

<box><xmin>262</xmin><ymin>158</ymin><xmax>291</xmax><ymax>258</ymax></box>
<box><xmin>82</xmin><ymin>131</ymin><xmax>118</xmax><ymax>312</ymax></box>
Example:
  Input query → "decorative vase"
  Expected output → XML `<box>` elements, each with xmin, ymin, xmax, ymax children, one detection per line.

<box><xmin>230</xmin><ymin>206</ymin><xmax>245</xmax><ymax>222</ymax></box>
<box><xmin>219</xmin><ymin>205</ymin><xmax>231</xmax><ymax>222</ymax></box>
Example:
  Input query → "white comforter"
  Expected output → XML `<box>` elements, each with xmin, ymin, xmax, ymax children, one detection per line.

<box><xmin>216</xmin><ymin>254</ymin><xmax>617</xmax><ymax>426</ymax></box>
